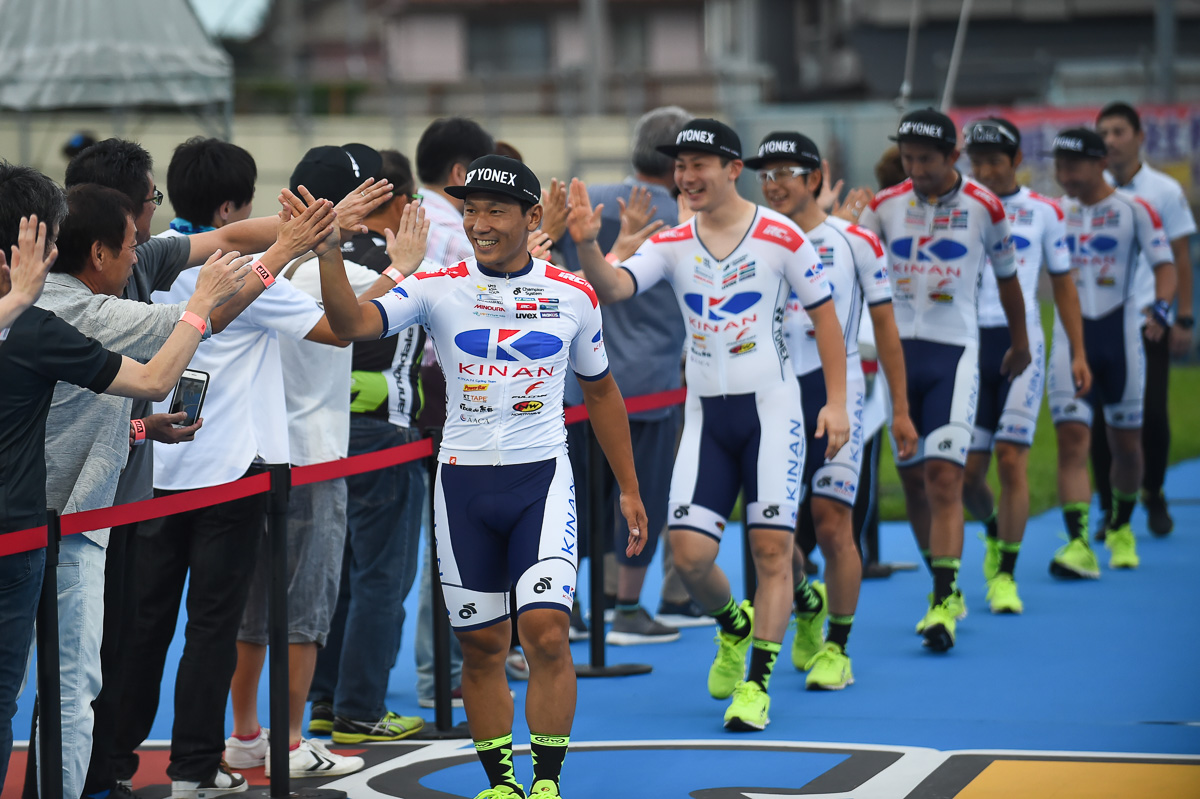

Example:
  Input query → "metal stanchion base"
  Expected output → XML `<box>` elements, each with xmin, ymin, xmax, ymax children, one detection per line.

<box><xmin>863</xmin><ymin>562</ymin><xmax>896</xmax><ymax>579</ymax></box>
<box><xmin>883</xmin><ymin>560</ymin><xmax>920</xmax><ymax>572</ymax></box>
<box><xmin>415</xmin><ymin>721</ymin><xmax>473</xmax><ymax>739</ymax></box>
<box><xmin>244</xmin><ymin>788</ymin><xmax>346</xmax><ymax>798</ymax></box>
<box><xmin>574</xmin><ymin>662</ymin><xmax>652</xmax><ymax>678</ymax></box>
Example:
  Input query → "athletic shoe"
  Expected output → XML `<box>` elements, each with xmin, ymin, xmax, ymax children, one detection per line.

<box><xmin>170</xmin><ymin>763</ymin><xmax>247</xmax><ymax>798</ymax></box>
<box><xmin>985</xmin><ymin>573</ymin><xmax>1024</xmax><ymax>614</ymax></box>
<box><xmin>1104</xmin><ymin>525</ymin><xmax>1140</xmax><ymax>569</ymax></box>
<box><xmin>265</xmin><ymin>737</ymin><xmax>364</xmax><ymax>779</ymax></box>
<box><xmin>1049</xmin><ymin>536</ymin><xmax>1101</xmax><ymax>579</ymax></box>
<box><xmin>606</xmin><ymin>606</ymin><xmax>680</xmax><ymax>645</ymax></box>
<box><xmin>473</xmin><ymin>785</ymin><xmax>526</xmax><ymax>799</ymax></box>
<box><xmin>707</xmin><ymin>600</ymin><xmax>754</xmax><ymax>699</ymax></box>
<box><xmin>981</xmin><ymin>534</ymin><xmax>1001</xmax><ymax>581</ymax></box>
<box><xmin>919</xmin><ymin>597</ymin><xmax>957</xmax><ymax>652</ymax></box>
<box><xmin>506</xmin><ymin>648</ymin><xmax>530</xmax><ymax>680</ymax></box>
<box><xmin>568</xmin><ymin>601</ymin><xmax>588</xmax><ymax>641</ymax></box>
<box><xmin>223</xmin><ymin>727</ymin><xmax>268</xmax><ymax>769</ymax></box>
<box><xmin>790</xmin><ymin>580</ymin><xmax>827</xmax><ymax>670</ymax></box>
<box><xmin>332</xmin><ymin>710</ymin><xmax>424</xmax><ymax>743</ymax></box>
<box><xmin>308</xmin><ymin>700</ymin><xmax>333</xmax><ymax>736</ymax></box>
<box><xmin>529</xmin><ymin>779</ymin><xmax>562</xmax><ymax>796</ymax></box>
<box><xmin>1143</xmin><ymin>491</ymin><xmax>1173</xmax><ymax>537</ymax></box>
<box><xmin>655</xmin><ymin>599</ymin><xmax>716</xmax><ymax>628</ymax></box>
<box><xmin>86</xmin><ymin>783</ymin><xmax>134</xmax><ymax>799</ymax></box>
<box><xmin>914</xmin><ymin>590</ymin><xmax>965</xmax><ymax>633</ymax></box>
<box><xmin>723</xmin><ymin>680</ymin><xmax>770</xmax><ymax>731</ymax></box>
<box><xmin>804</xmin><ymin>643</ymin><xmax>854</xmax><ymax>690</ymax></box>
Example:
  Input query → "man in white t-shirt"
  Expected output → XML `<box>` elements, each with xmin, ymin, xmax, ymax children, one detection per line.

<box><xmin>1091</xmin><ymin>102</ymin><xmax>1197</xmax><ymax>539</ymax></box>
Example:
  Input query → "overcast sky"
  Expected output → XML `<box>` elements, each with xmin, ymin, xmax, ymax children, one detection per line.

<box><xmin>189</xmin><ymin>0</ymin><xmax>269</xmax><ymax>40</ymax></box>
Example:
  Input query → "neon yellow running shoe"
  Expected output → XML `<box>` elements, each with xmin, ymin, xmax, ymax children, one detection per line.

<box><xmin>791</xmin><ymin>580</ymin><xmax>827</xmax><ymax>670</ymax></box>
<box><xmin>804</xmin><ymin>643</ymin><xmax>854</xmax><ymax>690</ymax></box>
<box><xmin>919</xmin><ymin>597</ymin><xmax>957</xmax><ymax>652</ymax></box>
<box><xmin>1104</xmin><ymin>525</ymin><xmax>1140</xmax><ymax>569</ymax></box>
<box><xmin>474</xmin><ymin>785</ymin><xmax>525</xmax><ymax>799</ymax></box>
<box><xmin>723</xmin><ymin>680</ymin><xmax>770</xmax><ymax>731</ymax></box>
<box><xmin>708</xmin><ymin>600</ymin><xmax>753</xmax><ymax>699</ymax></box>
<box><xmin>529</xmin><ymin>779</ymin><xmax>561</xmax><ymax>797</ymax></box>
<box><xmin>1049</xmin><ymin>535</ymin><xmax>1100</xmax><ymax>580</ymax></box>
<box><xmin>985</xmin><ymin>573</ymin><xmax>1024</xmax><ymax>614</ymax></box>
<box><xmin>981</xmin><ymin>534</ymin><xmax>1001</xmax><ymax>582</ymax></box>
<box><xmin>915</xmin><ymin>590</ymin><xmax>966</xmax><ymax>633</ymax></box>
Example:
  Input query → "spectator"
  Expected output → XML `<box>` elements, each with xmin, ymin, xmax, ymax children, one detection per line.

<box><xmin>308</xmin><ymin>150</ymin><xmax>433</xmax><ymax>741</ymax></box>
<box><xmin>0</xmin><ymin>162</ymin><xmax>56</xmax><ymax>334</ymax></box>
<box><xmin>62</xmin><ymin>131</ymin><xmax>97</xmax><ymax>162</ymax></box>
<box><xmin>411</xmin><ymin>117</ymin><xmax>495</xmax><ymax>708</ymax></box>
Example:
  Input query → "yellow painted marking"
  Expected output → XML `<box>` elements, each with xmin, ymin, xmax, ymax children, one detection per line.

<box><xmin>959</xmin><ymin>760</ymin><xmax>1200</xmax><ymax>799</ymax></box>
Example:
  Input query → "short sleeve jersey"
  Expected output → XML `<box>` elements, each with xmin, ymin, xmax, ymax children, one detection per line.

<box><xmin>619</xmin><ymin>206</ymin><xmax>832</xmax><ymax>397</ymax></box>
<box><xmin>858</xmin><ymin>176</ymin><xmax>1017</xmax><ymax>343</ymax></box>
<box><xmin>1061</xmin><ymin>188</ymin><xmax>1174</xmax><ymax>320</ymax></box>
<box><xmin>372</xmin><ymin>257</ymin><xmax>609</xmax><ymax>466</ymax></box>
<box><xmin>783</xmin><ymin>216</ymin><xmax>891</xmax><ymax>376</ymax></box>
<box><xmin>1106</xmin><ymin>163</ymin><xmax>1195</xmax><ymax>312</ymax></box>
<box><xmin>977</xmin><ymin>187</ymin><xmax>1071</xmax><ymax>327</ymax></box>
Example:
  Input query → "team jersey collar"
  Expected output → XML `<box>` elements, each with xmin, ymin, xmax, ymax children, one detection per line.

<box><xmin>169</xmin><ymin>217</ymin><xmax>215</xmax><ymax>235</ymax></box>
<box><xmin>997</xmin><ymin>186</ymin><xmax>1024</xmax><ymax>200</ymax></box>
<box><xmin>913</xmin><ymin>172</ymin><xmax>964</xmax><ymax>206</ymax></box>
<box><xmin>1110</xmin><ymin>161</ymin><xmax>1145</xmax><ymax>189</ymax></box>
<box><xmin>477</xmin><ymin>257</ymin><xmax>536</xmax><ymax>279</ymax></box>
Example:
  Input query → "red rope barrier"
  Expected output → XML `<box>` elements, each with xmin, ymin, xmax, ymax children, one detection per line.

<box><xmin>0</xmin><ymin>387</ymin><xmax>687</xmax><ymax>558</ymax></box>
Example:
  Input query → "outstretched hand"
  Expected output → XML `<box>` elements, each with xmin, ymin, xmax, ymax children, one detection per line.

<box><xmin>3</xmin><ymin>215</ymin><xmax>58</xmax><ymax>305</ymax></box>
<box><xmin>566</xmin><ymin>178</ymin><xmax>603</xmax><ymax>245</ymax></box>
<box><xmin>815</xmin><ymin>159</ymin><xmax>846</xmax><ymax>214</ymax></box>
<box><xmin>610</xmin><ymin>186</ymin><xmax>665</xmax><ymax>262</ymax></box>
<box><xmin>540</xmin><ymin>178</ymin><xmax>570</xmax><ymax>243</ymax></box>
<box><xmin>383</xmin><ymin>200</ymin><xmax>430</xmax><ymax>278</ymax></box>
<box><xmin>334</xmin><ymin>178</ymin><xmax>393</xmax><ymax>238</ymax></box>
<box><xmin>833</xmin><ymin>186</ymin><xmax>874</xmax><ymax>224</ymax></box>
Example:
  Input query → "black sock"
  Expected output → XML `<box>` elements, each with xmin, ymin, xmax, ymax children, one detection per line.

<box><xmin>530</xmin><ymin>733</ymin><xmax>569</xmax><ymax>787</ymax></box>
<box><xmin>1063</xmin><ymin>502</ymin><xmax>1088</xmax><ymax>540</ymax></box>
<box><xmin>920</xmin><ymin>548</ymin><xmax>933</xmax><ymax>572</ymax></box>
<box><xmin>931</xmin><ymin>557</ymin><xmax>960</xmax><ymax>604</ymax></box>
<box><xmin>615</xmin><ymin>598</ymin><xmax>639</xmax><ymax>617</ymax></box>
<box><xmin>474</xmin><ymin>733</ymin><xmax>523</xmax><ymax>794</ymax></box>
<box><xmin>827</xmin><ymin>615</ymin><xmax>853</xmax><ymax>651</ymax></box>
<box><xmin>982</xmin><ymin>509</ymin><xmax>998</xmax><ymax>540</ymax></box>
<box><xmin>1110</xmin><ymin>489</ymin><xmax>1137</xmax><ymax>530</ymax></box>
<box><xmin>998</xmin><ymin>541</ymin><xmax>1020</xmax><ymax>576</ymax></box>
<box><xmin>746</xmin><ymin>639</ymin><xmax>781</xmax><ymax>690</ymax></box>
<box><xmin>793</xmin><ymin>574</ymin><xmax>823</xmax><ymax>615</ymax></box>
<box><xmin>709</xmin><ymin>596</ymin><xmax>751</xmax><ymax>638</ymax></box>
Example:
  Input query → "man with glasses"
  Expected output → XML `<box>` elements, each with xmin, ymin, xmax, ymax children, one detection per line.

<box><xmin>857</xmin><ymin>109</ymin><xmax>1029</xmax><ymax>652</ymax></box>
<box><xmin>569</xmin><ymin>119</ymin><xmax>850</xmax><ymax>731</ymax></box>
<box><xmin>960</xmin><ymin>118</ymin><xmax>1090</xmax><ymax>613</ymax></box>
<box><xmin>746</xmin><ymin>131</ymin><xmax>916</xmax><ymax>688</ymax></box>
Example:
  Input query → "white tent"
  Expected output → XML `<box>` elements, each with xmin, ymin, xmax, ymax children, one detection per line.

<box><xmin>0</xmin><ymin>0</ymin><xmax>231</xmax><ymax>111</ymax></box>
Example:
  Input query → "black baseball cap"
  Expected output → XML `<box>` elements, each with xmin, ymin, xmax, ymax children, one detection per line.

<box><xmin>890</xmin><ymin>108</ymin><xmax>958</xmax><ymax>151</ymax></box>
<box><xmin>743</xmin><ymin>132</ymin><xmax>821</xmax><ymax>170</ymax></box>
<box><xmin>1048</xmin><ymin>127</ymin><xmax>1107</xmax><ymax>160</ymax></box>
<box><xmin>445</xmin><ymin>154</ymin><xmax>541</xmax><ymax>206</ymax></box>
<box><xmin>290</xmin><ymin>143</ymin><xmax>382</xmax><ymax>202</ymax></box>
<box><xmin>963</xmin><ymin>118</ymin><xmax>1021</xmax><ymax>154</ymax></box>
<box><xmin>656</xmin><ymin>118</ymin><xmax>742</xmax><ymax>160</ymax></box>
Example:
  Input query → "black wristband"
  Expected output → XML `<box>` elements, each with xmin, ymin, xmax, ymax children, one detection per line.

<box><xmin>1177</xmin><ymin>315</ymin><xmax>1195</xmax><ymax>330</ymax></box>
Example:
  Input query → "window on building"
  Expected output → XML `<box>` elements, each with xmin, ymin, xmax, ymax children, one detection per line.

<box><xmin>466</xmin><ymin>18</ymin><xmax>551</xmax><ymax>75</ymax></box>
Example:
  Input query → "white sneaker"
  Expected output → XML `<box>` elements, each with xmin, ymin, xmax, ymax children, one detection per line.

<box><xmin>170</xmin><ymin>764</ymin><xmax>247</xmax><ymax>798</ymax></box>
<box><xmin>223</xmin><ymin>727</ymin><xmax>268</xmax><ymax>769</ymax></box>
<box><xmin>264</xmin><ymin>738</ymin><xmax>365</xmax><ymax>779</ymax></box>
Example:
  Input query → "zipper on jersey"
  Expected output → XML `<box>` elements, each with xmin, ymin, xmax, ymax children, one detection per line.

<box><xmin>496</xmin><ymin>275</ymin><xmax>513</xmax><ymax>462</ymax></box>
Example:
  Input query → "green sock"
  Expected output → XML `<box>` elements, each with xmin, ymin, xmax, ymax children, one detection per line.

<box><xmin>474</xmin><ymin>733</ymin><xmax>522</xmax><ymax>793</ymax></box>
<box><xmin>1111</xmin><ymin>489</ymin><xmax>1137</xmax><ymax>530</ymax></box>
<box><xmin>1063</xmin><ymin>502</ymin><xmax>1089</xmax><ymax>540</ymax></box>
<box><xmin>931</xmin><ymin>557</ymin><xmax>960</xmax><ymax>604</ymax></box>
<box><xmin>746</xmin><ymin>639</ymin><xmax>781</xmax><ymax>690</ymax></box>
<box><xmin>982</xmin><ymin>509</ymin><xmax>999</xmax><ymax>540</ymax></box>
<box><xmin>827</xmin><ymin>614</ymin><xmax>853</xmax><ymax>651</ymax></box>
<box><xmin>998</xmin><ymin>540</ymin><xmax>1020</xmax><ymax>576</ymax></box>
<box><xmin>793</xmin><ymin>574</ymin><xmax>823</xmax><ymax>614</ymax></box>
<box><xmin>709</xmin><ymin>596</ymin><xmax>751</xmax><ymax>638</ymax></box>
<box><xmin>530</xmin><ymin>733</ymin><xmax>569</xmax><ymax>788</ymax></box>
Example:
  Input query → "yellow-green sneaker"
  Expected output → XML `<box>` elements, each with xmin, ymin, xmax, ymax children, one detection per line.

<box><xmin>803</xmin><ymin>643</ymin><xmax>854</xmax><ymax>690</ymax></box>
<box><xmin>1049</xmin><ymin>535</ymin><xmax>1101</xmax><ymax>579</ymax></box>
<box><xmin>791</xmin><ymin>580</ymin><xmax>827</xmax><ymax>670</ymax></box>
<box><xmin>474</xmin><ymin>786</ymin><xmax>525</xmax><ymax>799</ymax></box>
<box><xmin>981</xmin><ymin>534</ymin><xmax>1001</xmax><ymax>581</ymax></box>
<box><xmin>331</xmin><ymin>710</ymin><xmax>424</xmax><ymax>743</ymax></box>
<box><xmin>722</xmin><ymin>680</ymin><xmax>770</xmax><ymax>731</ymax></box>
<box><xmin>985</xmin><ymin>573</ymin><xmax>1024</xmax><ymax>614</ymax></box>
<box><xmin>919</xmin><ymin>597</ymin><xmax>957</xmax><ymax>652</ymax></box>
<box><xmin>915</xmin><ymin>590</ymin><xmax>965</xmax><ymax>633</ymax></box>
<box><xmin>529</xmin><ymin>779</ymin><xmax>561</xmax><ymax>796</ymax></box>
<box><xmin>1104</xmin><ymin>525</ymin><xmax>1140</xmax><ymax>569</ymax></box>
<box><xmin>708</xmin><ymin>600</ymin><xmax>753</xmax><ymax>699</ymax></box>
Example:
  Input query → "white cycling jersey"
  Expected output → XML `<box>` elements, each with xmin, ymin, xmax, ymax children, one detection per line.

<box><xmin>782</xmin><ymin>215</ymin><xmax>891</xmax><ymax>376</ymax></box>
<box><xmin>1061</xmin><ymin>188</ymin><xmax>1173</xmax><ymax>320</ymax></box>
<box><xmin>858</xmin><ymin>176</ymin><xmax>1017</xmax><ymax>343</ymax></box>
<box><xmin>620</xmin><ymin>206</ymin><xmax>832</xmax><ymax>397</ymax></box>
<box><xmin>372</xmin><ymin>257</ymin><xmax>609</xmax><ymax>466</ymax></box>
<box><xmin>977</xmin><ymin>187</ymin><xmax>1071</xmax><ymax>328</ymax></box>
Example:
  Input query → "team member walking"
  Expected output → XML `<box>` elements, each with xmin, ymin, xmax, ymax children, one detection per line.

<box><xmin>1046</xmin><ymin>128</ymin><xmax>1176</xmax><ymax>576</ymax></box>
<box><xmin>315</xmin><ymin>154</ymin><xmax>648</xmax><ymax>799</ymax></box>
<box><xmin>745</xmin><ymin>131</ymin><xmax>916</xmax><ymax>688</ymax></box>
<box><xmin>568</xmin><ymin>119</ymin><xmax>850</xmax><ymax>730</ymax></box>
<box><xmin>857</xmin><ymin>109</ymin><xmax>1030</xmax><ymax>651</ymax></box>
<box><xmin>960</xmin><ymin>118</ymin><xmax>1091</xmax><ymax>612</ymax></box>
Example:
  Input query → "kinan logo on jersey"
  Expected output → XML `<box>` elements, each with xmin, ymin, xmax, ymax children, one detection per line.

<box><xmin>890</xmin><ymin>236</ymin><xmax>969</xmax><ymax>262</ymax></box>
<box><xmin>455</xmin><ymin>328</ymin><xmax>562</xmax><ymax>377</ymax></box>
<box><xmin>1067</xmin><ymin>234</ymin><xmax>1118</xmax><ymax>256</ymax></box>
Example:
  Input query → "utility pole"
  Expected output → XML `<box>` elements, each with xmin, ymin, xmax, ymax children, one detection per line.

<box><xmin>582</xmin><ymin>0</ymin><xmax>610</xmax><ymax>116</ymax></box>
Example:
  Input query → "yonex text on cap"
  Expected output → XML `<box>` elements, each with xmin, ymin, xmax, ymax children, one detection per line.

<box><xmin>890</xmin><ymin>108</ymin><xmax>958</xmax><ymax>151</ymax></box>
<box><xmin>445</xmin><ymin>154</ymin><xmax>541</xmax><ymax>206</ymax></box>
<box><xmin>1049</xmin><ymin>127</ymin><xmax>1107</xmax><ymax>160</ymax></box>
<box><xmin>743</xmin><ymin>132</ymin><xmax>821</xmax><ymax>170</ymax></box>
<box><xmin>963</xmin><ymin>118</ymin><xmax>1021</xmax><ymax>153</ymax></box>
<box><xmin>656</xmin><ymin>118</ymin><xmax>742</xmax><ymax>160</ymax></box>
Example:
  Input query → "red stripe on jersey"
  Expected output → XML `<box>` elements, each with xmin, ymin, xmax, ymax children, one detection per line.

<box><xmin>750</xmin><ymin>216</ymin><xmax>805</xmax><ymax>252</ymax></box>
<box><xmin>650</xmin><ymin>224</ymin><xmax>694</xmax><ymax>244</ymax></box>
<box><xmin>546</xmin><ymin>265</ymin><xmax>599</xmax><ymax>307</ymax></box>
<box><xmin>869</xmin><ymin>178</ymin><xmax>912</xmax><ymax>211</ymax></box>
<box><xmin>963</xmin><ymin>182</ymin><xmax>1006</xmax><ymax>224</ymax></box>
<box><xmin>846</xmin><ymin>224</ymin><xmax>885</xmax><ymax>257</ymax></box>
<box><xmin>414</xmin><ymin>261</ymin><xmax>470</xmax><ymax>280</ymax></box>
<box><xmin>1028</xmin><ymin>191</ymin><xmax>1064</xmax><ymax>221</ymax></box>
<box><xmin>1133</xmin><ymin>196</ymin><xmax>1165</xmax><ymax>229</ymax></box>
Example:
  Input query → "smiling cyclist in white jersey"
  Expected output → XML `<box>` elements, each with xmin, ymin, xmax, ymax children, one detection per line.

<box><xmin>567</xmin><ymin>118</ymin><xmax>850</xmax><ymax>732</ymax></box>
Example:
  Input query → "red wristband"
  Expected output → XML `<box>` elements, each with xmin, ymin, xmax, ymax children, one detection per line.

<box><xmin>604</xmin><ymin>252</ymin><xmax>619</xmax><ymax>265</ymax></box>
<box><xmin>383</xmin><ymin>266</ymin><xmax>403</xmax><ymax>283</ymax></box>
<box><xmin>179</xmin><ymin>311</ymin><xmax>207</xmax><ymax>336</ymax></box>
<box><xmin>251</xmin><ymin>260</ymin><xmax>275</xmax><ymax>288</ymax></box>
<box><xmin>130</xmin><ymin>419</ymin><xmax>147</xmax><ymax>446</ymax></box>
